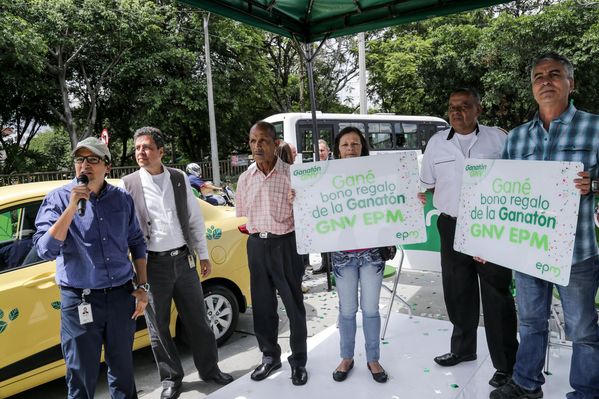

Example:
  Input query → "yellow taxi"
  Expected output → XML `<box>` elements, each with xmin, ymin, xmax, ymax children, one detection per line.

<box><xmin>0</xmin><ymin>180</ymin><xmax>250</xmax><ymax>397</ymax></box>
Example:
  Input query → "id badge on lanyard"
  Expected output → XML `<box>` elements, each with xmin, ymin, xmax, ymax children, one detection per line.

<box><xmin>78</xmin><ymin>288</ymin><xmax>94</xmax><ymax>324</ymax></box>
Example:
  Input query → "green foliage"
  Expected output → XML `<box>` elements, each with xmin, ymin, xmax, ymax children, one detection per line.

<box><xmin>367</xmin><ymin>0</ymin><xmax>599</xmax><ymax>130</ymax></box>
<box><xmin>1</xmin><ymin>0</ymin><xmax>358</xmax><ymax>172</ymax></box>
<box><xmin>28</xmin><ymin>128</ymin><xmax>73</xmax><ymax>171</ymax></box>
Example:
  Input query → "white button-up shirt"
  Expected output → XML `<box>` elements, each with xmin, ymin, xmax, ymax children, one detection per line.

<box><xmin>138</xmin><ymin>167</ymin><xmax>209</xmax><ymax>259</ymax></box>
<box><xmin>420</xmin><ymin>124</ymin><xmax>507</xmax><ymax>217</ymax></box>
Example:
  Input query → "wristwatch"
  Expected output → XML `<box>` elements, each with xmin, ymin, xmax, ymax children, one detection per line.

<box><xmin>136</xmin><ymin>282</ymin><xmax>150</xmax><ymax>292</ymax></box>
<box><xmin>592</xmin><ymin>180</ymin><xmax>599</xmax><ymax>194</ymax></box>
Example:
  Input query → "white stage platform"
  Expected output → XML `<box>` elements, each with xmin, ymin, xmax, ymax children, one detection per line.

<box><xmin>207</xmin><ymin>314</ymin><xmax>572</xmax><ymax>399</ymax></box>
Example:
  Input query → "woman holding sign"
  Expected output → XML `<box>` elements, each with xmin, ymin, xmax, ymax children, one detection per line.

<box><xmin>330</xmin><ymin>127</ymin><xmax>391</xmax><ymax>383</ymax></box>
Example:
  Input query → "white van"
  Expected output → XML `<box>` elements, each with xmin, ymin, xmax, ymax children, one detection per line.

<box><xmin>264</xmin><ymin>112</ymin><xmax>449</xmax><ymax>162</ymax></box>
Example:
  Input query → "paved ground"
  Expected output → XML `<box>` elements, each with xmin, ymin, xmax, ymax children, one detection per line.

<box><xmin>11</xmin><ymin>267</ymin><xmax>454</xmax><ymax>399</ymax></box>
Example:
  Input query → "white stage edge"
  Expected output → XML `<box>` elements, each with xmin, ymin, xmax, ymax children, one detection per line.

<box><xmin>207</xmin><ymin>314</ymin><xmax>572</xmax><ymax>399</ymax></box>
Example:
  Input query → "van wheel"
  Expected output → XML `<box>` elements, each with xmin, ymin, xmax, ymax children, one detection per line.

<box><xmin>204</xmin><ymin>285</ymin><xmax>239</xmax><ymax>346</ymax></box>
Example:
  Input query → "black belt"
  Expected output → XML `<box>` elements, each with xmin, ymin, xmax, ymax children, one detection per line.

<box><xmin>60</xmin><ymin>281</ymin><xmax>133</xmax><ymax>294</ymax></box>
<box><xmin>250</xmin><ymin>231</ymin><xmax>294</xmax><ymax>239</ymax></box>
<box><xmin>147</xmin><ymin>245</ymin><xmax>188</xmax><ymax>257</ymax></box>
<box><xmin>440</xmin><ymin>213</ymin><xmax>457</xmax><ymax>220</ymax></box>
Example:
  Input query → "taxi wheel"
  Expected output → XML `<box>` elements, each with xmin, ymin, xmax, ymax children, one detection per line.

<box><xmin>203</xmin><ymin>285</ymin><xmax>239</xmax><ymax>346</ymax></box>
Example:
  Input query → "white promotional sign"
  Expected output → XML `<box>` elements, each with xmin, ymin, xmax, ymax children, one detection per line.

<box><xmin>291</xmin><ymin>152</ymin><xmax>427</xmax><ymax>254</ymax></box>
<box><xmin>454</xmin><ymin>159</ymin><xmax>582</xmax><ymax>285</ymax></box>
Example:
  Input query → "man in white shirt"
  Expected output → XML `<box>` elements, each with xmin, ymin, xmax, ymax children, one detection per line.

<box><xmin>123</xmin><ymin>127</ymin><xmax>233</xmax><ymax>399</ymax></box>
<box><xmin>419</xmin><ymin>88</ymin><xmax>518</xmax><ymax>388</ymax></box>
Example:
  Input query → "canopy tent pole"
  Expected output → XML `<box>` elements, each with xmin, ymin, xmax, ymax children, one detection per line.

<box><xmin>304</xmin><ymin>42</ymin><xmax>320</xmax><ymax>163</ymax></box>
<box><xmin>299</xmin><ymin>37</ymin><xmax>332</xmax><ymax>290</ymax></box>
<box><xmin>358</xmin><ymin>32</ymin><xmax>367</xmax><ymax>114</ymax></box>
<box><xmin>204</xmin><ymin>13</ymin><xmax>221</xmax><ymax>185</ymax></box>
<box><xmin>295</xmin><ymin>37</ymin><xmax>327</xmax><ymax>160</ymax></box>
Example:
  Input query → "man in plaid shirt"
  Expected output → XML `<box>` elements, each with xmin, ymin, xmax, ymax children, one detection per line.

<box><xmin>491</xmin><ymin>53</ymin><xmax>599</xmax><ymax>399</ymax></box>
<box><xmin>236</xmin><ymin>121</ymin><xmax>308</xmax><ymax>386</ymax></box>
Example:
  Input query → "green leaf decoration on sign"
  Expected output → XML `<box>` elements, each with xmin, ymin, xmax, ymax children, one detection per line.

<box><xmin>51</xmin><ymin>301</ymin><xmax>61</xmax><ymax>309</ymax></box>
<box><xmin>213</xmin><ymin>228</ymin><xmax>222</xmax><ymax>239</ymax></box>
<box><xmin>0</xmin><ymin>321</ymin><xmax>6</xmax><ymax>334</ymax></box>
<box><xmin>0</xmin><ymin>309</ymin><xmax>4</xmax><ymax>319</ymax></box>
<box><xmin>9</xmin><ymin>308</ymin><xmax>19</xmax><ymax>321</ymax></box>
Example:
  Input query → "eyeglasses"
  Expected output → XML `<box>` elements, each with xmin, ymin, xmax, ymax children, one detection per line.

<box><xmin>448</xmin><ymin>104</ymin><xmax>474</xmax><ymax>113</ymax></box>
<box><xmin>74</xmin><ymin>156</ymin><xmax>102</xmax><ymax>164</ymax></box>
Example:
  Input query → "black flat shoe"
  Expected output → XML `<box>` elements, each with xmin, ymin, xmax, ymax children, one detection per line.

<box><xmin>332</xmin><ymin>360</ymin><xmax>354</xmax><ymax>382</ymax></box>
<box><xmin>433</xmin><ymin>352</ymin><xmax>477</xmax><ymax>367</ymax></box>
<box><xmin>291</xmin><ymin>366</ymin><xmax>308</xmax><ymax>385</ymax></box>
<box><xmin>367</xmin><ymin>362</ymin><xmax>388</xmax><ymax>383</ymax></box>
<box><xmin>251</xmin><ymin>361</ymin><xmax>282</xmax><ymax>381</ymax></box>
<box><xmin>488</xmin><ymin>370</ymin><xmax>511</xmax><ymax>388</ymax></box>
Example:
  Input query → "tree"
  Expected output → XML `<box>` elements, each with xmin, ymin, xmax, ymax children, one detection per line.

<box><xmin>18</xmin><ymin>0</ymin><xmax>165</xmax><ymax>149</ymax></box>
<box><xmin>261</xmin><ymin>35</ymin><xmax>359</xmax><ymax>113</ymax></box>
<box><xmin>0</xmin><ymin>2</ymin><xmax>57</xmax><ymax>173</ymax></box>
<box><xmin>1</xmin><ymin>0</ymin><xmax>362</xmax><ymax>174</ymax></box>
<box><xmin>28</xmin><ymin>128</ymin><xmax>72</xmax><ymax>171</ymax></box>
<box><xmin>366</xmin><ymin>0</ymin><xmax>599</xmax><ymax>130</ymax></box>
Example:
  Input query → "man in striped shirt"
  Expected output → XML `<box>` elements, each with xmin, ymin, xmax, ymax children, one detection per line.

<box><xmin>236</xmin><ymin>121</ymin><xmax>308</xmax><ymax>386</ymax></box>
<box><xmin>490</xmin><ymin>53</ymin><xmax>599</xmax><ymax>399</ymax></box>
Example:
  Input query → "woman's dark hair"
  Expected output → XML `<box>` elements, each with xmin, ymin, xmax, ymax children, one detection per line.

<box><xmin>276</xmin><ymin>141</ymin><xmax>294</xmax><ymax>164</ymax></box>
<box><xmin>333</xmin><ymin>126</ymin><xmax>369</xmax><ymax>159</ymax></box>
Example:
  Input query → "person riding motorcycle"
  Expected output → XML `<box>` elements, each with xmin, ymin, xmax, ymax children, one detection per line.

<box><xmin>185</xmin><ymin>163</ymin><xmax>228</xmax><ymax>206</ymax></box>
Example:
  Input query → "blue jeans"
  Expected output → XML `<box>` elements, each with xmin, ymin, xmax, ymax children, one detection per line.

<box><xmin>333</xmin><ymin>249</ymin><xmax>384</xmax><ymax>363</ymax></box>
<box><xmin>513</xmin><ymin>255</ymin><xmax>599</xmax><ymax>398</ymax></box>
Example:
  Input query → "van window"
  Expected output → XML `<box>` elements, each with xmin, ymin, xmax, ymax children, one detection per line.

<box><xmin>366</xmin><ymin>123</ymin><xmax>392</xmax><ymax>149</ymax></box>
<box><xmin>297</xmin><ymin>123</ymin><xmax>334</xmax><ymax>163</ymax></box>
<box><xmin>272</xmin><ymin>121</ymin><xmax>284</xmax><ymax>140</ymax></box>
<box><xmin>395</xmin><ymin>122</ymin><xmax>419</xmax><ymax>149</ymax></box>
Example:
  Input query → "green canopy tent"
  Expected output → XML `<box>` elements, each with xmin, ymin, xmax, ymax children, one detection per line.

<box><xmin>179</xmin><ymin>0</ymin><xmax>510</xmax><ymax>157</ymax></box>
<box><xmin>180</xmin><ymin>0</ymin><xmax>510</xmax><ymax>43</ymax></box>
<box><xmin>179</xmin><ymin>0</ymin><xmax>511</xmax><ymax>290</ymax></box>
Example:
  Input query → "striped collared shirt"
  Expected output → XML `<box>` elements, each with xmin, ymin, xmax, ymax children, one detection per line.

<box><xmin>502</xmin><ymin>105</ymin><xmax>599</xmax><ymax>265</ymax></box>
<box><xmin>236</xmin><ymin>157</ymin><xmax>294</xmax><ymax>234</ymax></box>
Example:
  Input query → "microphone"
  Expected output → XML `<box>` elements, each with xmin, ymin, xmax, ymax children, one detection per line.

<box><xmin>76</xmin><ymin>174</ymin><xmax>89</xmax><ymax>216</ymax></box>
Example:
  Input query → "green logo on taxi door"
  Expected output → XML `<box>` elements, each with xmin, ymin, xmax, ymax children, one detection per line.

<box><xmin>206</xmin><ymin>225</ymin><xmax>222</xmax><ymax>240</ymax></box>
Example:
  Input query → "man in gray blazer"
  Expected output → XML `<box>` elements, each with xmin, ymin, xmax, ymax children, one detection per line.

<box><xmin>123</xmin><ymin>127</ymin><xmax>233</xmax><ymax>399</ymax></box>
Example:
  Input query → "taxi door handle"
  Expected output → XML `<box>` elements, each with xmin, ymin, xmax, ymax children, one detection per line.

<box><xmin>23</xmin><ymin>272</ymin><xmax>56</xmax><ymax>288</ymax></box>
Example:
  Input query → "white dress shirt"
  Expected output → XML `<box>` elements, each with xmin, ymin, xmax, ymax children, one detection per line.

<box><xmin>420</xmin><ymin>124</ymin><xmax>507</xmax><ymax>217</ymax></box>
<box><xmin>138</xmin><ymin>167</ymin><xmax>209</xmax><ymax>259</ymax></box>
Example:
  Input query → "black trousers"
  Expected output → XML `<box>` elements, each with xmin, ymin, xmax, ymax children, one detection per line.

<box><xmin>145</xmin><ymin>250</ymin><xmax>219</xmax><ymax>386</ymax></box>
<box><xmin>437</xmin><ymin>214</ymin><xmax>519</xmax><ymax>373</ymax></box>
<box><xmin>247</xmin><ymin>233</ymin><xmax>307</xmax><ymax>367</ymax></box>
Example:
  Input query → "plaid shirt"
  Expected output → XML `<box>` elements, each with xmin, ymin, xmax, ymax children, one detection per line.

<box><xmin>236</xmin><ymin>157</ymin><xmax>295</xmax><ymax>234</ymax></box>
<box><xmin>503</xmin><ymin>105</ymin><xmax>599</xmax><ymax>265</ymax></box>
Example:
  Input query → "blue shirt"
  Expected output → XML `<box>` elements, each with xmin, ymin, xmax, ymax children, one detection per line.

<box><xmin>33</xmin><ymin>179</ymin><xmax>147</xmax><ymax>289</ymax></box>
<box><xmin>502</xmin><ymin>105</ymin><xmax>599</xmax><ymax>265</ymax></box>
<box><xmin>188</xmin><ymin>175</ymin><xmax>205</xmax><ymax>191</ymax></box>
